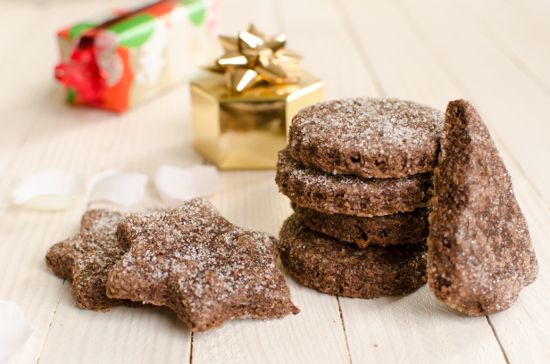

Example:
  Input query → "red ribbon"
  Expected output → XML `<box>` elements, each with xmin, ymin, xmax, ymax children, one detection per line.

<box><xmin>55</xmin><ymin>35</ymin><xmax>107</xmax><ymax>105</ymax></box>
<box><xmin>55</xmin><ymin>1</ymin><xmax>176</xmax><ymax>106</ymax></box>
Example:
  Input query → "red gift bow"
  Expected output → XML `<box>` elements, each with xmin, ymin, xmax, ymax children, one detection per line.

<box><xmin>55</xmin><ymin>34</ymin><xmax>107</xmax><ymax>105</ymax></box>
<box><xmin>54</xmin><ymin>1</ymin><xmax>176</xmax><ymax>105</ymax></box>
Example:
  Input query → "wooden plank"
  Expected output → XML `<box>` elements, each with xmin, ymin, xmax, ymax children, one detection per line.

<box><xmin>192</xmin><ymin>172</ymin><xmax>350</xmax><ymax>364</ymax></box>
<box><xmin>1</xmin><ymin>1</ymin><xmax>200</xmax><ymax>362</ymax></box>
<box><xmin>0</xmin><ymin>8</ymin><xmax>107</xmax><ymax>363</ymax></box>
<box><xmin>38</xmin><ymin>291</ymin><xmax>191</xmax><ymax>364</ymax></box>
<box><xmin>1</xmin><ymin>0</ymin><xmax>548</xmax><ymax>362</ymax></box>
<box><xmin>340</xmin><ymin>287</ymin><xmax>507</xmax><ymax>363</ymax></box>
<box><xmin>0</xmin><ymin>3</ymin><xmax>44</xmax><ymax>62</ymax></box>
<box><xmin>336</xmin><ymin>0</ymin><xmax>507</xmax><ymax>362</ymax></box>
<box><xmin>276</xmin><ymin>0</ymin><xmax>380</xmax><ymax>99</ymax></box>
<box><xmin>335</xmin><ymin>0</ymin><xmax>464</xmax><ymax>106</ymax></box>
<box><xmin>377</xmin><ymin>0</ymin><xmax>550</xmax><ymax>362</ymax></box>
<box><xmin>0</xmin><ymin>211</ymin><xmax>82</xmax><ymax>364</ymax></box>
<box><xmin>489</xmin><ymin>145</ymin><xmax>550</xmax><ymax>363</ymax></box>
<box><xmin>457</xmin><ymin>0</ymin><xmax>550</xmax><ymax>97</ymax></box>
<box><xmin>392</xmin><ymin>0</ymin><xmax>550</xmax><ymax>208</ymax></box>
<box><xmin>0</xmin><ymin>0</ymin><xmax>150</xmax><ymax>181</ymax></box>
<box><xmin>191</xmin><ymin>0</ymin><xmax>351</xmax><ymax>363</ymax></box>
<box><xmin>35</xmin><ymin>87</ymin><xmax>199</xmax><ymax>364</ymax></box>
<box><xmin>0</xmin><ymin>4</ymin><xmax>60</xmax><ymax>176</ymax></box>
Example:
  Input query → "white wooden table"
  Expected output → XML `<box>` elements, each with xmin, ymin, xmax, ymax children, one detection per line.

<box><xmin>1</xmin><ymin>0</ymin><xmax>549</xmax><ymax>363</ymax></box>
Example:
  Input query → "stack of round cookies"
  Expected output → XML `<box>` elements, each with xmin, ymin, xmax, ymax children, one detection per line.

<box><xmin>276</xmin><ymin>97</ymin><xmax>443</xmax><ymax>298</ymax></box>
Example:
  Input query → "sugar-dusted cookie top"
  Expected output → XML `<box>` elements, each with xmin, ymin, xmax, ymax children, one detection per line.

<box><xmin>428</xmin><ymin>99</ymin><xmax>538</xmax><ymax>316</ymax></box>
<box><xmin>106</xmin><ymin>199</ymin><xmax>299</xmax><ymax>332</ymax></box>
<box><xmin>288</xmin><ymin>98</ymin><xmax>443</xmax><ymax>178</ymax></box>
<box><xmin>45</xmin><ymin>209</ymin><xmax>128</xmax><ymax>310</ymax></box>
<box><xmin>276</xmin><ymin>150</ymin><xmax>432</xmax><ymax>217</ymax></box>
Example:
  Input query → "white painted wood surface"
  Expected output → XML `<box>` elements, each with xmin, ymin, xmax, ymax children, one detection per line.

<box><xmin>0</xmin><ymin>0</ymin><xmax>548</xmax><ymax>363</ymax></box>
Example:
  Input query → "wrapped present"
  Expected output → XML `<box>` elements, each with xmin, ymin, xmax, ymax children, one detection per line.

<box><xmin>55</xmin><ymin>0</ymin><xmax>219</xmax><ymax>112</ymax></box>
<box><xmin>191</xmin><ymin>24</ymin><xmax>325</xmax><ymax>169</ymax></box>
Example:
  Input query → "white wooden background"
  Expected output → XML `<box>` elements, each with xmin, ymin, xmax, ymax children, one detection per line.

<box><xmin>1</xmin><ymin>0</ymin><xmax>549</xmax><ymax>363</ymax></box>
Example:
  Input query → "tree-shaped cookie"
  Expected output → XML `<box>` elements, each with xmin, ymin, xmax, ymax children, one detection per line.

<box><xmin>428</xmin><ymin>100</ymin><xmax>538</xmax><ymax>315</ymax></box>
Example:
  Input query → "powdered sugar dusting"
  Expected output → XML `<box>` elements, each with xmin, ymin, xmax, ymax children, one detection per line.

<box><xmin>428</xmin><ymin>99</ymin><xmax>538</xmax><ymax>315</ymax></box>
<box><xmin>288</xmin><ymin>97</ymin><xmax>443</xmax><ymax>178</ymax></box>
<box><xmin>276</xmin><ymin>150</ymin><xmax>433</xmax><ymax>217</ymax></box>
<box><xmin>107</xmin><ymin>198</ymin><xmax>298</xmax><ymax>332</ymax></box>
<box><xmin>46</xmin><ymin>209</ymin><xmax>128</xmax><ymax>310</ymax></box>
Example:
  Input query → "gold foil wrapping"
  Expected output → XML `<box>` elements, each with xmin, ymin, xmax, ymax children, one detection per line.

<box><xmin>191</xmin><ymin>71</ymin><xmax>324</xmax><ymax>169</ymax></box>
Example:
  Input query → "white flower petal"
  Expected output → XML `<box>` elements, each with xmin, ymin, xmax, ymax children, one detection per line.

<box><xmin>12</xmin><ymin>170</ymin><xmax>84</xmax><ymax>211</ymax></box>
<box><xmin>155</xmin><ymin>165</ymin><xmax>219</xmax><ymax>206</ymax></box>
<box><xmin>0</xmin><ymin>301</ymin><xmax>32</xmax><ymax>363</ymax></box>
<box><xmin>87</xmin><ymin>170</ymin><xmax>148</xmax><ymax>207</ymax></box>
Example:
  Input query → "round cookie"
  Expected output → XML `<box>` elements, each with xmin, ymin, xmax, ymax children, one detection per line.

<box><xmin>292</xmin><ymin>203</ymin><xmax>429</xmax><ymax>247</ymax></box>
<box><xmin>288</xmin><ymin>97</ymin><xmax>443</xmax><ymax>179</ymax></box>
<box><xmin>279</xmin><ymin>215</ymin><xmax>427</xmax><ymax>298</ymax></box>
<box><xmin>276</xmin><ymin>150</ymin><xmax>433</xmax><ymax>217</ymax></box>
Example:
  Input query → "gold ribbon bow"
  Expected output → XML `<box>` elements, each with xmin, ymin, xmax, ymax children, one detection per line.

<box><xmin>208</xmin><ymin>24</ymin><xmax>302</xmax><ymax>93</ymax></box>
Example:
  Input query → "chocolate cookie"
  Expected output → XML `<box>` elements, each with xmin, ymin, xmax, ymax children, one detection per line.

<box><xmin>45</xmin><ymin>209</ymin><xmax>128</xmax><ymax>310</ymax></box>
<box><xmin>46</xmin><ymin>236</ymin><xmax>79</xmax><ymax>281</ymax></box>
<box><xmin>279</xmin><ymin>215</ymin><xmax>427</xmax><ymax>298</ymax></box>
<box><xmin>292</xmin><ymin>203</ymin><xmax>429</xmax><ymax>247</ymax></box>
<box><xmin>288</xmin><ymin>97</ymin><xmax>443</xmax><ymax>178</ymax></box>
<box><xmin>428</xmin><ymin>100</ymin><xmax>538</xmax><ymax>316</ymax></box>
<box><xmin>106</xmin><ymin>199</ymin><xmax>299</xmax><ymax>332</ymax></box>
<box><xmin>276</xmin><ymin>150</ymin><xmax>433</xmax><ymax>217</ymax></box>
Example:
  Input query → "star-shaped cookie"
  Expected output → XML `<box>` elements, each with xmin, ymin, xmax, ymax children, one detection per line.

<box><xmin>46</xmin><ymin>209</ymin><xmax>129</xmax><ymax>310</ymax></box>
<box><xmin>106</xmin><ymin>199</ymin><xmax>299</xmax><ymax>332</ymax></box>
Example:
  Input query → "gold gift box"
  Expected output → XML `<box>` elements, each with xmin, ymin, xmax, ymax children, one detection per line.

<box><xmin>191</xmin><ymin>71</ymin><xmax>324</xmax><ymax>169</ymax></box>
